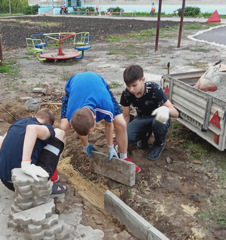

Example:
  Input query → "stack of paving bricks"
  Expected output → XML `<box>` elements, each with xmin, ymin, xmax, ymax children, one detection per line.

<box><xmin>8</xmin><ymin>168</ymin><xmax>75</xmax><ymax>240</ymax></box>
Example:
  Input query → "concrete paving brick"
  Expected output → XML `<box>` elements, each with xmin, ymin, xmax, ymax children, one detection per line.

<box><xmin>55</xmin><ymin>223</ymin><xmax>74</xmax><ymax>240</ymax></box>
<box><xmin>74</xmin><ymin>224</ymin><xmax>104</xmax><ymax>240</ymax></box>
<box><xmin>33</xmin><ymin>196</ymin><xmax>51</xmax><ymax>206</ymax></box>
<box><xmin>7</xmin><ymin>219</ymin><xmax>18</xmax><ymax>228</ymax></box>
<box><xmin>15</xmin><ymin>194</ymin><xmax>32</xmax><ymax>203</ymax></box>
<box><xmin>28</xmin><ymin>224</ymin><xmax>42</xmax><ymax>234</ymax></box>
<box><xmin>10</xmin><ymin>203</ymin><xmax>21</xmax><ymax>213</ymax></box>
<box><xmin>32</xmin><ymin>183</ymin><xmax>52</xmax><ymax>191</ymax></box>
<box><xmin>91</xmin><ymin>151</ymin><xmax>135</xmax><ymax>186</ymax></box>
<box><xmin>43</xmin><ymin>236</ymin><xmax>55</xmax><ymax>240</ymax></box>
<box><xmin>31</xmin><ymin>230</ymin><xmax>45</xmax><ymax>240</ymax></box>
<box><xmin>8</xmin><ymin>166</ymin><xmax>104</xmax><ymax>240</ymax></box>
<box><xmin>43</xmin><ymin>214</ymin><xmax>59</xmax><ymax>228</ymax></box>
<box><xmin>12</xmin><ymin>168</ymin><xmax>49</xmax><ymax>186</ymax></box>
<box><xmin>12</xmin><ymin>200</ymin><xmax>55</xmax><ymax>225</ymax></box>
<box><xmin>59</xmin><ymin>209</ymin><xmax>82</xmax><ymax>227</ymax></box>
<box><xmin>17</xmin><ymin>191</ymin><xmax>34</xmax><ymax>199</ymax></box>
<box><xmin>17</xmin><ymin>185</ymin><xmax>32</xmax><ymax>193</ymax></box>
<box><xmin>14</xmin><ymin>200</ymin><xmax>33</xmax><ymax>210</ymax></box>
<box><xmin>44</xmin><ymin>219</ymin><xmax>63</xmax><ymax>236</ymax></box>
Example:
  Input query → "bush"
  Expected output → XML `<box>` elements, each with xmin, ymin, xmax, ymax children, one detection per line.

<box><xmin>107</xmin><ymin>6</ymin><xmax>124</xmax><ymax>13</ymax></box>
<box><xmin>22</xmin><ymin>4</ymin><xmax>39</xmax><ymax>15</ymax></box>
<box><xmin>177</xmin><ymin>6</ymin><xmax>200</xmax><ymax>17</ymax></box>
<box><xmin>73</xmin><ymin>6</ymin><xmax>94</xmax><ymax>13</ymax></box>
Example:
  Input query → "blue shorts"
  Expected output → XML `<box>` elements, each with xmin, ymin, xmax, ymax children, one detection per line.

<box><xmin>106</xmin><ymin>85</ymin><xmax>122</xmax><ymax>116</ymax></box>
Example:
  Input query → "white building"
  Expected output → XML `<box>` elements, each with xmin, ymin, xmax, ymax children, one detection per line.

<box><xmin>31</xmin><ymin>0</ymin><xmax>225</xmax><ymax>15</ymax></box>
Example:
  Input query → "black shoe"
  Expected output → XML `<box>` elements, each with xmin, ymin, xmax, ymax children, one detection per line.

<box><xmin>137</xmin><ymin>140</ymin><xmax>149</xmax><ymax>149</ymax></box>
<box><xmin>146</xmin><ymin>143</ymin><xmax>165</xmax><ymax>161</ymax></box>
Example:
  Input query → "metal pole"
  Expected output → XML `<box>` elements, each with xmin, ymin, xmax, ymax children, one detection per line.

<box><xmin>177</xmin><ymin>0</ymin><xmax>186</xmax><ymax>48</ymax></box>
<box><xmin>0</xmin><ymin>35</ymin><xmax>3</xmax><ymax>66</ymax></box>
<box><xmin>155</xmin><ymin>0</ymin><xmax>162</xmax><ymax>52</ymax></box>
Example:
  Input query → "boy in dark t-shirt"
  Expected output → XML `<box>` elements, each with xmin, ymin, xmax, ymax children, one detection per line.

<box><xmin>120</xmin><ymin>65</ymin><xmax>179</xmax><ymax>160</ymax></box>
<box><xmin>0</xmin><ymin>108</ymin><xmax>67</xmax><ymax>194</ymax></box>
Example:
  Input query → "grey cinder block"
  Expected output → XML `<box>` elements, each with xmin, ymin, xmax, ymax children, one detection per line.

<box><xmin>104</xmin><ymin>190</ymin><xmax>169</xmax><ymax>240</ymax></box>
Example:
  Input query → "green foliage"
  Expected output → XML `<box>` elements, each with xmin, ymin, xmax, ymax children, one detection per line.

<box><xmin>0</xmin><ymin>0</ymin><xmax>24</xmax><ymax>13</ymax></box>
<box><xmin>22</xmin><ymin>5</ymin><xmax>39</xmax><ymax>15</ymax></box>
<box><xmin>217</xmin><ymin>216</ymin><xmax>226</xmax><ymax>226</ymax></box>
<box><xmin>107</xmin><ymin>6</ymin><xmax>124</xmax><ymax>13</ymax></box>
<box><xmin>109</xmin><ymin>81</ymin><xmax>120</xmax><ymax>88</ymax></box>
<box><xmin>0</xmin><ymin>64</ymin><xmax>13</xmax><ymax>74</ymax></box>
<box><xmin>73</xmin><ymin>6</ymin><xmax>94</xmax><ymax>13</ymax></box>
<box><xmin>177</xmin><ymin>6</ymin><xmax>201</xmax><ymax>17</ymax></box>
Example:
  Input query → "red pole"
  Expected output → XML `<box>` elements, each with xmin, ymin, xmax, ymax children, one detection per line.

<box><xmin>155</xmin><ymin>0</ymin><xmax>162</xmax><ymax>51</ymax></box>
<box><xmin>178</xmin><ymin>0</ymin><xmax>186</xmax><ymax>48</ymax></box>
<box><xmin>0</xmin><ymin>35</ymin><xmax>3</xmax><ymax>66</ymax></box>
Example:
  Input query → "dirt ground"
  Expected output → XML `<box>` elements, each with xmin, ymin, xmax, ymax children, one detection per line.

<box><xmin>0</xmin><ymin>16</ymin><xmax>226</xmax><ymax>240</ymax></box>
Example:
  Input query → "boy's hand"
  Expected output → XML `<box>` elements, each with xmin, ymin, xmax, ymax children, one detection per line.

<box><xmin>108</xmin><ymin>145</ymin><xmax>118</xmax><ymax>162</ymax></box>
<box><xmin>84</xmin><ymin>143</ymin><xmax>97</xmax><ymax>158</ymax></box>
<box><xmin>21</xmin><ymin>161</ymin><xmax>49</xmax><ymax>181</ymax></box>
<box><xmin>152</xmin><ymin>106</ymin><xmax>169</xmax><ymax>124</ymax></box>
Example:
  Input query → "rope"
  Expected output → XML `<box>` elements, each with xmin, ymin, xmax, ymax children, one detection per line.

<box><xmin>0</xmin><ymin>106</ymin><xmax>18</xmax><ymax>121</ymax></box>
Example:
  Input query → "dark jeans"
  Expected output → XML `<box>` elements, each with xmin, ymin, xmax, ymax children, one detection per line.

<box><xmin>127</xmin><ymin>115</ymin><xmax>170</xmax><ymax>146</ymax></box>
<box><xmin>1</xmin><ymin>137</ymin><xmax>64</xmax><ymax>192</ymax></box>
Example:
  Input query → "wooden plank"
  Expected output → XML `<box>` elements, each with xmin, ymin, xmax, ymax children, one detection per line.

<box><xmin>90</xmin><ymin>151</ymin><xmax>135</xmax><ymax>186</ymax></box>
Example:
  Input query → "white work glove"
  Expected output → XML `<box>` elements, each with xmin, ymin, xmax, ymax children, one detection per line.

<box><xmin>108</xmin><ymin>145</ymin><xmax>118</xmax><ymax>162</ymax></box>
<box><xmin>21</xmin><ymin>160</ymin><xmax>49</xmax><ymax>181</ymax></box>
<box><xmin>151</xmin><ymin>106</ymin><xmax>169</xmax><ymax>124</ymax></box>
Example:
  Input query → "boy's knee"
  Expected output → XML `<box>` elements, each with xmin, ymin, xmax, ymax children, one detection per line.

<box><xmin>152</xmin><ymin>119</ymin><xmax>169</xmax><ymax>135</ymax></box>
<box><xmin>114</xmin><ymin>116</ymin><xmax>127</xmax><ymax>131</ymax></box>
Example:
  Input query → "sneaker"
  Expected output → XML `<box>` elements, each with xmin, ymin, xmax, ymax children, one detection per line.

<box><xmin>146</xmin><ymin>144</ymin><xmax>165</xmax><ymax>161</ymax></box>
<box><xmin>137</xmin><ymin>140</ymin><xmax>149</xmax><ymax>149</ymax></box>
<box><xmin>124</xmin><ymin>157</ymin><xmax>141</xmax><ymax>173</ymax></box>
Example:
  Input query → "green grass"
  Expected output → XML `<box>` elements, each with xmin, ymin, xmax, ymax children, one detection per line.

<box><xmin>106</xmin><ymin>22</ymin><xmax>221</xmax><ymax>43</ymax></box>
<box><xmin>183</xmin><ymin>23</ymin><xmax>220</xmax><ymax>30</ymax></box>
<box><xmin>107</xmin><ymin>49</ymin><xmax>119</xmax><ymax>55</ymax></box>
<box><xmin>216</xmin><ymin>159</ymin><xmax>226</xmax><ymax>181</ymax></box>
<box><xmin>0</xmin><ymin>60</ymin><xmax>21</xmax><ymax>78</ymax></box>
<box><xmin>191</xmin><ymin>48</ymin><xmax>210</xmax><ymax>53</ymax></box>
<box><xmin>0</xmin><ymin>64</ymin><xmax>13</xmax><ymax>74</ymax></box>
<box><xmin>109</xmin><ymin>81</ymin><xmax>120</xmax><ymax>88</ymax></box>
<box><xmin>106</xmin><ymin>36</ymin><xmax>127</xmax><ymax>41</ymax></box>
<box><xmin>0</xmin><ymin>13</ymin><xmax>23</xmax><ymax>17</ymax></box>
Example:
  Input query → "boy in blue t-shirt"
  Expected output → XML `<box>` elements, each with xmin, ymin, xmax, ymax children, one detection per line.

<box><xmin>60</xmin><ymin>71</ymin><xmax>141</xmax><ymax>173</ymax></box>
<box><xmin>0</xmin><ymin>108</ymin><xmax>67</xmax><ymax>194</ymax></box>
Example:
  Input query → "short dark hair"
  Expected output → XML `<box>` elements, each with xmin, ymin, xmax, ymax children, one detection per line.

<box><xmin>123</xmin><ymin>65</ymin><xmax>144</xmax><ymax>84</ymax></box>
<box><xmin>35</xmin><ymin>108</ymin><xmax>55</xmax><ymax>125</ymax></box>
<box><xmin>71</xmin><ymin>108</ymin><xmax>95</xmax><ymax>136</ymax></box>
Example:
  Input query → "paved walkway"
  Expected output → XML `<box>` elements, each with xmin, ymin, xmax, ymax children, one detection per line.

<box><xmin>192</xmin><ymin>25</ymin><xmax>226</xmax><ymax>46</ymax></box>
<box><xmin>52</xmin><ymin>14</ymin><xmax>226</xmax><ymax>23</ymax></box>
